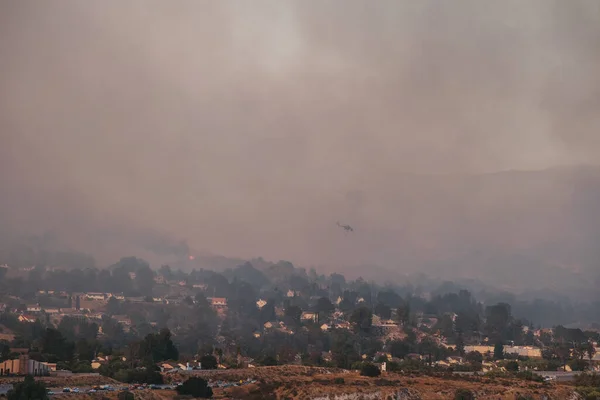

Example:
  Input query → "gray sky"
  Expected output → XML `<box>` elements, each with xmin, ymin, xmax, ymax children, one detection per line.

<box><xmin>1</xmin><ymin>1</ymin><xmax>599</xmax><ymax>273</ymax></box>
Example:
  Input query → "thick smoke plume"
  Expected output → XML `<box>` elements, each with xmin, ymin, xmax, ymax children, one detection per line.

<box><xmin>1</xmin><ymin>1</ymin><xmax>599</xmax><ymax>292</ymax></box>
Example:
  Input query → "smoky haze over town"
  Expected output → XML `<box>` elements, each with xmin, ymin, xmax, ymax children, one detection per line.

<box><xmin>1</xmin><ymin>1</ymin><xmax>600</xmax><ymax>298</ymax></box>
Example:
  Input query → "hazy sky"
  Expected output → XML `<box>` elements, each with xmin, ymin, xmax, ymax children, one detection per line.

<box><xmin>1</xmin><ymin>1</ymin><xmax>599</xmax><ymax>270</ymax></box>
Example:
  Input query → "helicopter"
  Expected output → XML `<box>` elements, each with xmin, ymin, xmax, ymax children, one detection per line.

<box><xmin>336</xmin><ymin>221</ymin><xmax>354</xmax><ymax>232</ymax></box>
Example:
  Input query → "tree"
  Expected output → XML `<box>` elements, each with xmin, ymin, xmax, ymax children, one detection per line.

<box><xmin>0</xmin><ymin>341</ymin><xmax>11</xmax><ymax>362</ymax></box>
<box><xmin>315</xmin><ymin>297</ymin><xmax>335</xmax><ymax>316</ymax></box>
<box><xmin>350</xmin><ymin>307</ymin><xmax>372</xmax><ymax>333</ymax></box>
<box><xmin>106</xmin><ymin>297</ymin><xmax>121</xmax><ymax>316</ymax></box>
<box><xmin>285</xmin><ymin>305</ymin><xmax>302</xmax><ymax>324</ymax></box>
<box><xmin>360</xmin><ymin>363</ymin><xmax>381</xmax><ymax>377</ymax></box>
<box><xmin>118</xmin><ymin>392</ymin><xmax>134</xmax><ymax>400</ymax></box>
<box><xmin>505</xmin><ymin>360</ymin><xmax>519</xmax><ymax>372</ymax></box>
<box><xmin>331</xmin><ymin>330</ymin><xmax>360</xmax><ymax>369</ymax></box>
<box><xmin>200</xmin><ymin>355</ymin><xmax>218</xmax><ymax>370</ymax></box>
<box><xmin>485</xmin><ymin>303</ymin><xmax>512</xmax><ymax>341</ymax></box>
<box><xmin>40</xmin><ymin>328</ymin><xmax>74</xmax><ymax>362</ymax></box>
<box><xmin>494</xmin><ymin>341</ymin><xmax>504</xmax><ymax>360</ymax></box>
<box><xmin>374</xmin><ymin>302</ymin><xmax>392</xmax><ymax>320</ymax></box>
<box><xmin>586</xmin><ymin>341</ymin><xmax>596</xmax><ymax>364</ymax></box>
<box><xmin>396</xmin><ymin>301</ymin><xmax>411</xmax><ymax>326</ymax></box>
<box><xmin>135</xmin><ymin>329</ymin><xmax>179</xmax><ymax>363</ymax></box>
<box><xmin>7</xmin><ymin>375</ymin><xmax>48</xmax><ymax>400</ymax></box>
<box><xmin>177</xmin><ymin>377</ymin><xmax>213</xmax><ymax>398</ymax></box>
<box><xmin>454</xmin><ymin>388</ymin><xmax>475</xmax><ymax>400</ymax></box>
<box><xmin>390</xmin><ymin>340</ymin><xmax>411</xmax><ymax>359</ymax></box>
<box><xmin>456</xmin><ymin>333</ymin><xmax>466</xmax><ymax>357</ymax></box>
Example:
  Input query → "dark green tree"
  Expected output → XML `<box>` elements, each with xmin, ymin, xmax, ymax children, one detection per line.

<box><xmin>350</xmin><ymin>307</ymin><xmax>372</xmax><ymax>333</ymax></box>
<box><xmin>360</xmin><ymin>363</ymin><xmax>381</xmax><ymax>377</ymax></box>
<box><xmin>456</xmin><ymin>333</ymin><xmax>465</xmax><ymax>356</ymax></box>
<box><xmin>454</xmin><ymin>388</ymin><xmax>475</xmax><ymax>400</ymax></box>
<box><xmin>285</xmin><ymin>305</ymin><xmax>302</xmax><ymax>324</ymax></box>
<box><xmin>494</xmin><ymin>341</ymin><xmax>504</xmax><ymax>360</ymax></box>
<box><xmin>200</xmin><ymin>355</ymin><xmax>218</xmax><ymax>370</ymax></box>
<box><xmin>118</xmin><ymin>392</ymin><xmax>134</xmax><ymax>400</ymax></box>
<box><xmin>7</xmin><ymin>375</ymin><xmax>48</xmax><ymax>400</ymax></box>
<box><xmin>390</xmin><ymin>340</ymin><xmax>411</xmax><ymax>359</ymax></box>
<box><xmin>315</xmin><ymin>297</ymin><xmax>335</xmax><ymax>316</ymax></box>
<box><xmin>374</xmin><ymin>302</ymin><xmax>392</xmax><ymax>319</ymax></box>
<box><xmin>176</xmin><ymin>377</ymin><xmax>213</xmax><ymax>398</ymax></box>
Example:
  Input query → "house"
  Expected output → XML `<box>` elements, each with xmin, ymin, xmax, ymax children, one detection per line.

<box><xmin>192</xmin><ymin>283</ymin><xmax>207</xmax><ymax>290</ymax></box>
<box><xmin>18</xmin><ymin>315</ymin><xmax>36</xmax><ymax>323</ymax></box>
<box><xmin>113</xmin><ymin>315</ymin><xmax>132</xmax><ymax>330</ymax></box>
<box><xmin>334</xmin><ymin>321</ymin><xmax>351</xmax><ymax>330</ymax></box>
<box><xmin>264</xmin><ymin>321</ymin><xmax>274</xmax><ymax>329</ymax></box>
<box><xmin>286</xmin><ymin>290</ymin><xmax>295</xmax><ymax>298</ymax></box>
<box><xmin>256</xmin><ymin>299</ymin><xmax>267</xmax><ymax>309</ymax></box>
<box><xmin>447</xmin><ymin>356</ymin><xmax>464</xmax><ymax>365</ymax></box>
<box><xmin>504</xmin><ymin>346</ymin><xmax>542</xmax><ymax>359</ymax></box>
<box><xmin>26</xmin><ymin>305</ymin><xmax>41</xmax><ymax>313</ymax></box>
<box><xmin>320</xmin><ymin>323</ymin><xmax>331</xmax><ymax>332</ymax></box>
<box><xmin>159</xmin><ymin>362</ymin><xmax>177</xmax><ymax>371</ymax></box>
<box><xmin>84</xmin><ymin>293</ymin><xmax>106</xmax><ymax>301</ymax></box>
<box><xmin>43</xmin><ymin>308</ymin><xmax>60</xmax><ymax>315</ymax></box>
<box><xmin>209</xmin><ymin>297</ymin><xmax>227</xmax><ymax>308</ymax></box>
<box><xmin>109</xmin><ymin>294</ymin><xmax>125</xmax><ymax>300</ymax></box>
<box><xmin>301</xmin><ymin>312</ymin><xmax>318</xmax><ymax>323</ymax></box>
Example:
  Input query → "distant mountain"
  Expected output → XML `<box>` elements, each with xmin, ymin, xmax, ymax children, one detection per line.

<box><xmin>332</xmin><ymin>165</ymin><xmax>600</xmax><ymax>299</ymax></box>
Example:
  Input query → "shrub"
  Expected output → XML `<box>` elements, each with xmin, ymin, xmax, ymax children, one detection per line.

<box><xmin>514</xmin><ymin>394</ymin><xmax>534</xmax><ymax>400</ymax></box>
<box><xmin>360</xmin><ymin>363</ymin><xmax>381</xmax><ymax>377</ymax></box>
<box><xmin>7</xmin><ymin>375</ymin><xmax>48</xmax><ymax>400</ymax></box>
<box><xmin>351</xmin><ymin>361</ymin><xmax>366</xmax><ymax>370</ymax></box>
<box><xmin>505</xmin><ymin>361</ymin><xmax>519</xmax><ymax>372</ymax></box>
<box><xmin>386</xmin><ymin>361</ymin><xmax>401</xmax><ymax>372</ymax></box>
<box><xmin>454</xmin><ymin>388</ymin><xmax>475</xmax><ymax>400</ymax></box>
<box><xmin>333</xmin><ymin>377</ymin><xmax>345</xmax><ymax>384</ymax></box>
<box><xmin>177</xmin><ymin>377</ymin><xmax>213</xmax><ymax>398</ymax></box>
<box><xmin>118</xmin><ymin>392</ymin><xmax>135</xmax><ymax>400</ymax></box>
<box><xmin>200</xmin><ymin>354</ymin><xmax>218</xmax><ymax>370</ymax></box>
<box><xmin>515</xmin><ymin>371</ymin><xmax>544</xmax><ymax>382</ymax></box>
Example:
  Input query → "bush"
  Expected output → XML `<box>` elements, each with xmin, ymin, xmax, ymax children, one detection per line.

<box><xmin>333</xmin><ymin>377</ymin><xmax>345</xmax><ymax>384</ymax></box>
<box><xmin>7</xmin><ymin>375</ymin><xmax>48</xmax><ymax>400</ymax></box>
<box><xmin>386</xmin><ymin>361</ymin><xmax>401</xmax><ymax>372</ymax></box>
<box><xmin>177</xmin><ymin>377</ymin><xmax>213</xmax><ymax>398</ymax></box>
<box><xmin>454</xmin><ymin>388</ymin><xmax>475</xmax><ymax>400</ymax></box>
<box><xmin>200</xmin><ymin>354</ymin><xmax>218</xmax><ymax>370</ymax></box>
<box><xmin>351</xmin><ymin>361</ymin><xmax>366</xmax><ymax>370</ymax></box>
<box><xmin>259</xmin><ymin>355</ymin><xmax>278</xmax><ymax>366</ymax></box>
<box><xmin>360</xmin><ymin>363</ymin><xmax>381</xmax><ymax>377</ymax></box>
<box><xmin>576</xmin><ymin>387</ymin><xmax>600</xmax><ymax>400</ymax></box>
<box><xmin>118</xmin><ymin>392</ymin><xmax>135</xmax><ymax>400</ymax></box>
<box><xmin>515</xmin><ymin>371</ymin><xmax>544</xmax><ymax>382</ymax></box>
<box><xmin>505</xmin><ymin>360</ymin><xmax>519</xmax><ymax>372</ymax></box>
<box><xmin>575</xmin><ymin>373</ymin><xmax>600</xmax><ymax>387</ymax></box>
<box><xmin>514</xmin><ymin>394</ymin><xmax>534</xmax><ymax>400</ymax></box>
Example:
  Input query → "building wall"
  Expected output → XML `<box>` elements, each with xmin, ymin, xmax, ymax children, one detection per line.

<box><xmin>0</xmin><ymin>359</ymin><xmax>19</xmax><ymax>375</ymax></box>
<box><xmin>0</xmin><ymin>356</ymin><xmax>50</xmax><ymax>376</ymax></box>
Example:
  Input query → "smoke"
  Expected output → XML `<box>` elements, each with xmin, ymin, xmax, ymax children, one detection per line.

<box><xmin>1</xmin><ymin>1</ymin><xmax>599</xmax><ymax>281</ymax></box>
